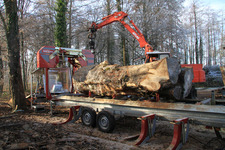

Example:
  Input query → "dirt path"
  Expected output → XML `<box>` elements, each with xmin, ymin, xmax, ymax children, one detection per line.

<box><xmin>0</xmin><ymin>102</ymin><xmax>224</xmax><ymax>150</ymax></box>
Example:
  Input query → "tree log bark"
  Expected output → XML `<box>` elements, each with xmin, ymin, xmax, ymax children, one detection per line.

<box><xmin>159</xmin><ymin>85</ymin><xmax>183</xmax><ymax>100</ymax></box>
<box><xmin>158</xmin><ymin>67</ymin><xmax>194</xmax><ymax>100</ymax></box>
<box><xmin>73</xmin><ymin>58</ymin><xmax>189</xmax><ymax>100</ymax></box>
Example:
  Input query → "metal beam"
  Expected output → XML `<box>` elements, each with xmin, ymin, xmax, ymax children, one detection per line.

<box><xmin>52</xmin><ymin>95</ymin><xmax>225</xmax><ymax>128</ymax></box>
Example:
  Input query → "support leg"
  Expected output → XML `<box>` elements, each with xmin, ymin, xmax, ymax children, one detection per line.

<box><xmin>135</xmin><ymin>114</ymin><xmax>156</xmax><ymax>145</ymax></box>
<box><xmin>167</xmin><ymin>117</ymin><xmax>189</xmax><ymax>150</ymax></box>
<box><xmin>52</xmin><ymin>106</ymin><xmax>81</xmax><ymax>125</ymax></box>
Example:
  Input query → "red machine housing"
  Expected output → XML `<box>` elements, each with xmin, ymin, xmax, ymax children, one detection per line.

<box><xmin>37</xmin><ymin>46</ymin><xmax>59</xmax><ymax>68</ymax></box>
<box><xmin>36</xmin><ymin>46</ymin><xmax>94</xmax><ymax>100</ymax></box>
<box><xmin>37</xmin><ymin>46</ymin><xmax>94</xmax><ymax>68</ymax></box>
<box><xmin>78</xmin><ymin>49</ymin><xmax>94</xmax><ymax>66</ymax></box>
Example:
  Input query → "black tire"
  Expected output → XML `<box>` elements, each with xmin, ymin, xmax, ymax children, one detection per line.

<box><xmin>81</xmin><ymin>107</ymin><xmax>96</xmax><ymax>127</ymax></box>
<box><xmin>97</xmin><ymin>111</ymin><xmax>115</xmax><ymax>133</ymax></box>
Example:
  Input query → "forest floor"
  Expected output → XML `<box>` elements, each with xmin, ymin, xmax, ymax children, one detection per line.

<box><xmin>0</xmin><ymin>92</ymin><xmax>225</xmax><ymax>150</ymax></box>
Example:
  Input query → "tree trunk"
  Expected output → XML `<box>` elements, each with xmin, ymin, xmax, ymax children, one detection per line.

<box><xmin>207</xmin><ymin>27</ymin><xmax>211</xmax><ymax>66</ymax></box>
<box><xmin>18</xmin><ymin>0</ymin><xmax>27</xmax><ymax>91</ymax></box>
<box><xmin>55</xmin><ymin>0</ymin><xmax>68</xmax><ymax>47</ymax></box>
<box><xmin>68</xmin><ymin>0</ymin><xmax>72</xmax><ymax>47</ymax></box>
<box><xmin>116</xmin><ymin>0</ymin><xmax>128</xmax><ymax>66</ymax></box>
<box><xmin>189</xmin><ymin>15</ymin><xmax>193</xmax><ymax>64</ymax></box>
<box><xmin>193</xmin><ymin>3</ymin><xmax>199</xmax><ymax>64</ymax></box>
<box><xmin>106</xmin><ymin>0</ymin><xmax>113</xmax><ymax>64</ymax></box>
<box><xmin>220</xmin><ymin>14</ymin><xmax>224</xmax><ymax>65</ymax></box>
<box><xmin>142</xmin><ymin>1</ymin><xmax>148</xmax><ymax>42</ymax></box>
<box><xmin>179</xmin><ymin>67</ymin><xmax>194</xmax><ymax>98</ymax></box>
<box><xmin>0</xmin><ymin>46</ymin><xmax>3</xmax><ymax>96</ymax></box>
<box><xmin>159</xmin><ymin>85</ymin><xmax>183</xmax><ymax>100</ymax></box>
<box><xmin>184</xmin><ymin>44</ymin><xmax>188</xmax><ymax>64</ymax></box>
<box><xmin>199</xmin><ymin>33</ymin><xmax>203</xmax><ymax>64</ymax></box>
<box><xmin>161</xmin><ymin>72</ymin><xmax>194</xmax><ymax>100</ymax></box>
<box><xmin>21</xmin><ymin>30</ymin><xmax>26</xmax><ymax>91</ymax></box>
<box><xmin>72</xmin><ymin>58</ymin><xmax>192</xmax><ymax>100</ymax></box>
<box><xmin>213</xmin><ymin>26</ymin><xmax>217</xmax><ymax>65</ymax></box>
<box><xmin>4</xmin><ymin>0</ymin><xmax>26</xmax><ymax>110</ymax></box>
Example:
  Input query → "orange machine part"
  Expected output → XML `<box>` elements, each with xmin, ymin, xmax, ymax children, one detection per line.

<box><xmin>181</xmin><ymin>64</ymin><xmax>206</xmax><ymax>83</ymax></box>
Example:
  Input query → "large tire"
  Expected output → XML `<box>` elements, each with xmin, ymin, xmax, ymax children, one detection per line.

<box><xmin>97</xmin><ymin>111</ymin><xmax>115</xmax><ymax>133</ymax></box>
<box><xmin>81</xmin><ymin>107</ymin><xmax>96</xmax><ymax>127</ymax></box>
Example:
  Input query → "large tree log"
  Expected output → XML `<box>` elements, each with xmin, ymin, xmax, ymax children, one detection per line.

<box><xmin>180</xmin><ymin>67</ymin><xmax>194</xmax><ymax>98</ymax></box>
<box><xmin>158</xmin><ymin>67</ymin><xmax>194</xmax><ymax>100</ymax></box>
<box><xmin>73</xmin><ymin>58</ymin><xmax>188</xmax><ymax>99</ymax></box>
<box><xmin>158</xmin><ymin>85</ymin><xmax>183</xmax><ymax>100</ymax></box>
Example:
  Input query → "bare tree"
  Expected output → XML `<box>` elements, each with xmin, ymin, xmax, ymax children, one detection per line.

<box><xmin>1</xmin><ymin>0</ymin><xmax>26</xmax><ymax>110</ymax></box>
<box><xmin>207</xmin><ymin>17</ymin><xmax>212</xmax><ymax>66</ymax></box>
<box><xmin>0</xmin><ymin>46</ymin><xmax>3</xmax><ymax>95</ymax></box>
<box><xmin>18</xmin><ymin>0</ymin><xmax>30</xmax><ymax>91</ymax></box>
<box><xmin>199</xmin><ymin>32</ymin><xmax>203</xmax><ymax>64</ymax></box>
<box><xmin>105</xmin><ymin>0</ymin><xmax>114</xmax><ymax>64</ymax></box>
<box><xmin>220</xmin><ymin>13</ymin><xmax>224</xmax><ymax>65</ymax></box>
<box><xmin>192</xmin><ymin>2</ymin><xmax>199</xmax><ymax>64</ymax></box>
<box><xmin>68</xmin><ymin>0</ymin><xmax>73</xmax><ymax>47</ymax></box>
<box><xmin>116</xmin><ymin>0</ymin><xmax>129</xmax><ymax>66</ymax></box>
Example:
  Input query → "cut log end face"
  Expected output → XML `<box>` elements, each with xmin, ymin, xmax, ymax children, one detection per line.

<box><xmin>166</xmin><ymin>57</ymin><xmax>181</xmax><ymax>84</ymax></box>
<box><xmin>73</xmin><ymin>58</ymin><xmax>193</xmax><ymax>101</ymax></box>
<box><xmin>182</xmin><ymin>67</ymin><xmax>194</xmax><ymax>98</ymax></box>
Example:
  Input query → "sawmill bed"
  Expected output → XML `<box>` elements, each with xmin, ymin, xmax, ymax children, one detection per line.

<box><xmin>51</xmin><ymin>93</ymin><xmax>225</xmax><ymax>128</ymax></box>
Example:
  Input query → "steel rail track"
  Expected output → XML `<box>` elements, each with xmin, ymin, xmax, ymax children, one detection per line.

<box><xmin>51</xmin><ymin>95</ymin><xmax>225</xmax><ymax>128</ymax></box>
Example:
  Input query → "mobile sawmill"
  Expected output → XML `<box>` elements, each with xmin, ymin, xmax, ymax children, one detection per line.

<box><xmin>30</xmin><ymin>11</ymin><xmax>225</xmax><ymax>150</ymax></box>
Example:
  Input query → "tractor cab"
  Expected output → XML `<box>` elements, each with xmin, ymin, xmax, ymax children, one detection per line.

<box><xmin>146</xmin><ymin>51</ymin><xmax>170</xmax><ymax>61</ymax></box>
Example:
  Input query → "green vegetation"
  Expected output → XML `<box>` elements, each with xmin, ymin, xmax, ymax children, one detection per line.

<box><xmin>55</xmin><ymin>0</ymin><xmax>67</xmax><ymax>47</ymax></box>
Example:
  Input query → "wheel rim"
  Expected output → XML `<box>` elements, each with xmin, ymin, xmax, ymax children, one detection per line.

<box><xmin>99</xmin><ymin>116</ymin><xmax>109</xmax><ymax>130</ymax></box>
<box><xmin>83</xmin><ymin>112</ymin><xmax>91</xmax><ymax>125</ymax></box>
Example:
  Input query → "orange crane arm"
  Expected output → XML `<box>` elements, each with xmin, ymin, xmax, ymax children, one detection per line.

<box><xmin>88</xmin><ymin>11</ymin><xmax>153</xmax><ymax>58</ymax></box>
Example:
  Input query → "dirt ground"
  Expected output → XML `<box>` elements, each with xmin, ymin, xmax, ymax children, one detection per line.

<box><xmin>0</xmin><ymin>98</ymin><xmax>225</xmax><ymax>150</ymax></box>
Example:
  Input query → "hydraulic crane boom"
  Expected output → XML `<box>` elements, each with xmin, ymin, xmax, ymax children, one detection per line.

<box><xmin>88</xmin><ymin>11</ymin><xmax>205</xmax><ymax>84</ymax></box>
<box><xmin>88</xmin><ymin>11</ymin><xmax>153</xmax><ymax>62</ymax></box>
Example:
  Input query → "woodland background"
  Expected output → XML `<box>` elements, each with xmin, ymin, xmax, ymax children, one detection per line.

<box><xmin>0</xmin><ymin>0</ymin><xmax>225</xmax><ymax>93</ymax></box>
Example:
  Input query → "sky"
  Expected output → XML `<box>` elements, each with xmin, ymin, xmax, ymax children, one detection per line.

<box><xmin>203</xmin><ymin>0</ymin><xmax>225</xmax><ymax>10</ymax></box>
<box><xmin>184</xmin><ymin>0</ymin><xmax>225</xmax><ymax>10</ymax></box>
